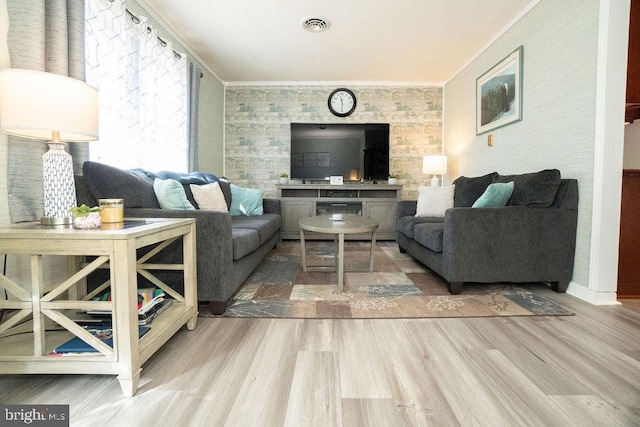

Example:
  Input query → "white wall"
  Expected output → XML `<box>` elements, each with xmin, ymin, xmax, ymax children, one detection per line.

<box><xmin>197</xmin><ymin>76</ymin><xmax>225</xmax><ymax>175</ymax></box>
<box><xmin>444</xmin><ymin>0</ymin><xmax>629</xmax><ymax>303</ymax></box>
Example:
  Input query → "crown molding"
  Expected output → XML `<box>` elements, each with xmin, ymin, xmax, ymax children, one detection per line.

<box><xmin>135</xmin><ymin>0</ymin><xmax>224</xmax><ymax>84</ymax></box>
<box><xmin>445</xmin><ymin>0</ymin><xmax>541</xmax><ymax>84</ymax></box>
<box><xmin>224</xmin><ymin>80</ymin><xmax>444</xmax><ymax>87</ymax></box>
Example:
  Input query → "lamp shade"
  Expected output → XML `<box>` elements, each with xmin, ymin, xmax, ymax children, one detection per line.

<box><xmin>423</xmin><ymin>155</ymin><xmax>448</xmax><ymax>175</ymax></box>
<box><xmin>0</xmin><ymin>68</ymin><xmax>98</xmax><ymax>142</ymax></box>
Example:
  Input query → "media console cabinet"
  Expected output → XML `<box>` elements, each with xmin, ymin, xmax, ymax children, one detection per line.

<box><xmin>277</xmin><ymin>183</ymin><xmax>402</xmax><ymax>240</ymax></box>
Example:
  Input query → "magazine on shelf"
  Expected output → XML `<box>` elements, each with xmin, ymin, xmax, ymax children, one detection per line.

<box><xmin>138</xmin><ymin>299</ymin><xmax>174</xmax><ymax>325</ymax></box>
<box><xmin>51</xmin><ymin>325</ymin><xmax>150</xmax><ymax>355</ymax></box>
<box><xmin>137</xmin><ymin>288</ymin><xmax>166</xmax><ymax>314</ymax></box>
<box><xmin>87</xmin><ymin>299</ymin><xmax>173</xmax><ymax>326</ymax></box>
<box><xmin>87</xmin><ymin>288</ymin><xmax>165</xmax><ymax>315</ymax></box>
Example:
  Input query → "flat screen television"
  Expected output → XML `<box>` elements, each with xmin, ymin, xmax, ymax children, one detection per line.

<box><xmin>290</xmin><ymin>123</ymin><xmax>390</xmax><ymax>182</ymax></box>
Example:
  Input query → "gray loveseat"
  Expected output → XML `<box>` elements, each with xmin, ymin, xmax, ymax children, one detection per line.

<box><xmin>396</xmin><ymin>170</ymin><xmax>578</xmax><ymax>294</ymax></box>
<box><xmin>76</xmin><ymin>161</ymin><xmax>281</xmax><ymax>314</ymax></box>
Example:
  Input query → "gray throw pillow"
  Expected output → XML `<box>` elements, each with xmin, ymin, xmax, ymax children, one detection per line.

<box><xmin>492</xmin><ymin>169</ymin><xmax>561</xmax><ymax>207</ymax></box>
<box><xmin>452</xmin><ymin>172</ymin><xmax>498</xmax><ymax>207</ymax></box>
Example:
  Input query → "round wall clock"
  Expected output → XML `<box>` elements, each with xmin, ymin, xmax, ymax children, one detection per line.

<box><xmin>328</xmin><ymin>88</ymin><xmax>357</xmax><ymax>117</ymax></box>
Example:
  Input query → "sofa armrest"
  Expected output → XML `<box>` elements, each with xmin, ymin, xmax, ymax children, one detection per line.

<box><xmin>397</xmin><ymin>200</ymin><xmax>417</xmax><ymax>222</ymax></box>
<box><xmin>124</xmin><ymin>208</ymin><xmax>232</xmax><ymax>238</ymax></box>
<box><xmin>124</xmin><ymin>208</ymin><xmax>234</xmax><ymax>302</ymax></box>
<box><xmin>442</xmin><ymin>206</ymin><xmax>578</xmax><ymax>283</ymax></box>
<box><xmin>263</xmin><ymin>198</ymin><xmax>281</xmax><ymax>215</ymax></box>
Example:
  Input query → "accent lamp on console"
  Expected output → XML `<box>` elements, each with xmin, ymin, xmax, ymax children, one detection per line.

<box><xmin>423</xmin><ymin>155</ymin><xmax>447</xmax><ymax>187</ymax></box>
<box><xmin>0</xmin><ymin>69</ymin><xmax>98</xmax><ymax>225</ymax></box>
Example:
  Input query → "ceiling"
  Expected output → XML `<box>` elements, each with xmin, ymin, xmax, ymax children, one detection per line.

<box><xmin>144</xmin><ymin>0</ymin><xmax>536</xmax><ymax>84</ymax></box>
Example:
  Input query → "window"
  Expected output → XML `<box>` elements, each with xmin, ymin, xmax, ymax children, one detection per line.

<box><xmin>85</xmin><ymin>0</ymin><xmax>188</xmax><ymax>172</ymax></box>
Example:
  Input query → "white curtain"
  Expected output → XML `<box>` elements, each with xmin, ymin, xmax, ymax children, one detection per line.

<box><xmin>85</xmin><ymin>0</ymin><xmax>188</xmax><ymax>172</ymax></box>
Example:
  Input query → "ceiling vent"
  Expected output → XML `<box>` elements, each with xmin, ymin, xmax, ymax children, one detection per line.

<box><xmin>302</xmin><ymin>17</ymin><xmax>330</xmax><ymax>33</ymax></box>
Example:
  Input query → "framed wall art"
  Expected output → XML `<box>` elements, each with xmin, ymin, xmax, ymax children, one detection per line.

<box><xmin>476</xmin><ymin>46</ymin><xmax>523</xmax><ymax>135</ymax></box>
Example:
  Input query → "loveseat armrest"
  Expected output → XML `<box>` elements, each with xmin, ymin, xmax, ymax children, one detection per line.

<box><xmin>442</xmin><ymin>206</ymin><xmax>578</xmax><ymax>284</ymax></box>
<box><xmin>397</xmin><ymin>200</ymin><xmax>417</xmax><ymax>222</ymax></box>
<box><xmin>263</xmin><ymin>198</ymin><xmax>281</xmax><ymax>215</ymax></box>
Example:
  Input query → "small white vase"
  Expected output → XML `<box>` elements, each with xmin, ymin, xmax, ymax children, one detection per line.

<box><xmin>388</xmin><ymin>178</ymin><xmax>397</xmax><ymax>185</ymax></box>
<box><xmin>279</xmin><ymin>177</ymin><xmax>289</xmax><ymax>184</ymax></box>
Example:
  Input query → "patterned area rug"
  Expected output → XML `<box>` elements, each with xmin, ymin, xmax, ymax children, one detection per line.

<box><xmin>199</xmin><ymin>241</ymin><xmax>573</xmax><ymax>319</ymax></box>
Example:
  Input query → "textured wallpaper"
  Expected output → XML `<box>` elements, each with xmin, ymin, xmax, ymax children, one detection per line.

<box><xmin>444</xmin><ymin>0</ymin><xmax>599</xmax><ymax>288</ymax></box>
<box><xmin>225</xmin><ymin>85</ymin><xmax>443</xmax><ymax>199</ymax></box>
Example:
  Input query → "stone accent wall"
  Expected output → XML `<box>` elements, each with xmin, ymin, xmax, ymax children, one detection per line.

<box><xmin>225</xmin><ymin>85</ymin><xmax>443</xmax><ymax>199</ymax></box>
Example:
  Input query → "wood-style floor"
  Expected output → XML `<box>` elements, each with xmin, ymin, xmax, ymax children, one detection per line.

<box><xmin>1</xmin><ymin>285</ymin><xmax>639</xmax><ymax>426</ymax></box>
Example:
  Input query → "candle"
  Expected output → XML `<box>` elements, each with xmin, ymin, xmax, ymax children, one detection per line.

<box><xmin>99</xmin><ymin>198</ymin><xmax>124</xmax><ymax>223</ymax></box>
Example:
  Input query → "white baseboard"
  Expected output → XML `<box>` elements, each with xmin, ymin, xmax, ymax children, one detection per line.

<box><xmin>567</xmin><ymin>281</ymin><xmax>620</xmax><ymax>305</ymax></box>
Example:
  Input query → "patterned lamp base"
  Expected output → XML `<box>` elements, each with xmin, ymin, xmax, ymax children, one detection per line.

<box><xmin>41</xmin><ymin>142</ymin><xmax>77</xmax><ymax>226</ymax></box>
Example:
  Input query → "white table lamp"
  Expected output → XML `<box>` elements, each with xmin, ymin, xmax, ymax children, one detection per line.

<box><xmin>423</xmin><ymin>155</ymin><xmax>447</xmax><ymax>187</ymax></box>
<box><xmin>0</xmin><ymin>69</ymin><xmax>98</xmax><ymax>225</ymax></box>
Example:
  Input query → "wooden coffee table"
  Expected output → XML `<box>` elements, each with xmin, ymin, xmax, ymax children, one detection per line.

<box><xmin>299</xmin><ymin>215</ymin><xmax>379</xmax><ymax>292</ymax></box>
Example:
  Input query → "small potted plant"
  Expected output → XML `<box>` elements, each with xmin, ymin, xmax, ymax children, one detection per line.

<box><xmin>388</xmin><ymin>173</ymin><xmax>398</xmax><ymax>185</ymax></box>
<box><xmin>279</xmin><ymin>172</ymin><xmax>289</xmax><ymax>184</ymax></box>
<box><xmin>69</xmin><ymin>204</ymin><xmax>102</xmax><ymax>229</ymax></box>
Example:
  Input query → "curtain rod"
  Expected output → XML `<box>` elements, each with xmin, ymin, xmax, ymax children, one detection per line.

<box><xmin>125</xmin><ymin>8</ymin><xmax>193</xmax><ymax>65</ymax></box>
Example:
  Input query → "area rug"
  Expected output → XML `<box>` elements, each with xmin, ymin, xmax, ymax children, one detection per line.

<box><xmin>199</xmin><ymin>241</ymin><xmax>573</xmax><ymax>319</ymax></box>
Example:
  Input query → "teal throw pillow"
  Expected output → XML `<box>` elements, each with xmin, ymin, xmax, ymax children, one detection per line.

<box><xmin>472</xmin><ymin>181</ymin><xmax>514</xmax><ymax>208</ymax></box>
<box><xmin>230</xmin><ymin>184</ymin><xmax>263</xmax><ymax>216</ymax></box>
<box><xmin>153</xmin><ymin>178</ymin><xmax>196</xmax><ymax>210</ymax></box>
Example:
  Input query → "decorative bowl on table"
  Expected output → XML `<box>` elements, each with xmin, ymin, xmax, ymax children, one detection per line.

<box><xmin>72</xmin><ymin>212</ymin><xmax>102</xmax><ymax>229</ymax></box>
<box><xmin>69</xmin><ymin>205</ymin><xmax>103</xmax><ymax>229</ymax></box>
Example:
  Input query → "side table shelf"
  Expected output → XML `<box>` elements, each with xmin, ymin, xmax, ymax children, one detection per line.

<box><xmin>0</xmin><ymin>218</ymin><xmax>198</xmax><ymax>396</ymax></box>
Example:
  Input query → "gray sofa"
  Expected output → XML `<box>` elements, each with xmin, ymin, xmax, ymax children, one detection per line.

<box><xmin>76</xmin><ymin>161</ymin><xmax>281</xmax><ymax>314</ymax></box>
<box><xmin>396</xmin><ymin>170</ymin><xmax>578</xmax><ymax>294</ymax></box>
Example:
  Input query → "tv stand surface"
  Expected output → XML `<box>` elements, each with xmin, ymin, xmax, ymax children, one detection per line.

<box><xmin>277</xmin><ymin>183</ymin><xmax>402</xmax><ymax>240</ymax></box>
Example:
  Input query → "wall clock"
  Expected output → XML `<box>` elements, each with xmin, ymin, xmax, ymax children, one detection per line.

<box><xmin>328</xmin><ymin>88</ymin><xmax>356</xmax><ymax>117</ymax></box>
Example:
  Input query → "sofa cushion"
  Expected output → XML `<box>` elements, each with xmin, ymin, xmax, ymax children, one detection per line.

<box><xmin>472</xmin><ymin>181</ymin><xmax>514</xmax><ymax>208</ymax></box>
<box><xmin>231</xmin><ymin>228</ymin><xmax>260</xmax><ymax>260</ymax></box>
<box><xmin>398</xmin><ymin>216</ymin><xmax>444</xmax><ymax>239</ymax></box>
<box><xmin>413</xmin><ymin>223</ymin><xmax>445</xmax><ymax>253</ymax></box>
<box><xmin>493</xmin><ymin>169</ymin><xmax>561</xmax><ymax>207</ymax></box>
<box><xmin>452</xmin><ymin>172</ymin><xmax>498</xmax><ymax>207</ymax></box>
<box><xmin>230</xmin><ymin>184</ymin><xmax>263</xmax><ymax>216</ymax></box>
<box><xmin>415</xmin><ymin>185</ymin><xmax>455</xmax><ymax>218</ymax></box>
<box><xmin>153</xmin><ymin>178</ymin><xmax>196</xmax><ymax>210</ymax></box>
<box><xmin>190</xmin><ymin>182</ymin><xmax>228</xmax><ymax>211</ymax></box>
<box><xmin>232</xmin><ymin>214</ymin><xmax>281</xmax><ymax>246</ymax></box>
<box><xmin>82</xmin><ymin>161</ymin><xmax>160</xmax><ymax>209</ymax></box>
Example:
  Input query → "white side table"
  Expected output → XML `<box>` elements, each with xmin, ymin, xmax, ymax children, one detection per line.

<box><xmin>0</xmin><ymin>218</ymin><xmax>197</xmax><ymax>396</ymax></box>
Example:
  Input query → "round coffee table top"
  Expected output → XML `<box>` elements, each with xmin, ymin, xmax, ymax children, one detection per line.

<box><xmin>299</xmin><ymin>214</ymin><xmax>379</xmax><ymax>234</ymax></box>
